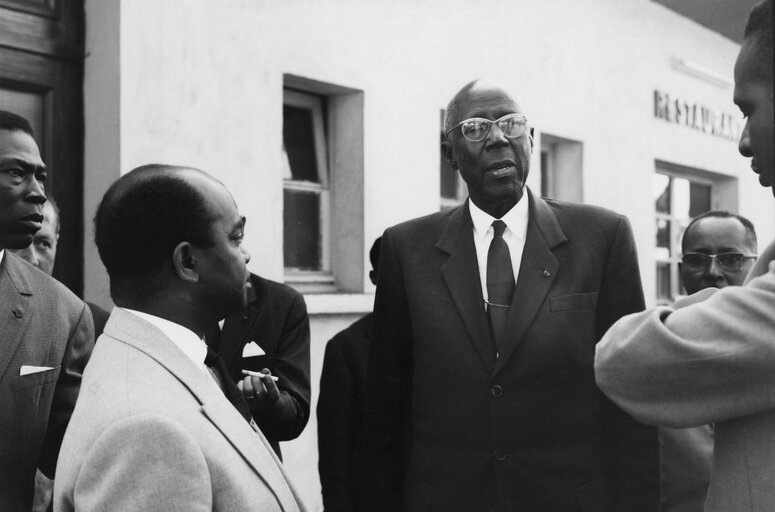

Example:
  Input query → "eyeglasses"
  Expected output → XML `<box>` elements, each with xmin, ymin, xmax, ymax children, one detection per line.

<box><xmin>446</xmin><ymin>113</ymin><xmax>528</xmax><ymax>142</ymax></box>
<box><xmin>681</xmin><ymin>252</ymin><xmax>757</xmax><ymax>273</ymax></box>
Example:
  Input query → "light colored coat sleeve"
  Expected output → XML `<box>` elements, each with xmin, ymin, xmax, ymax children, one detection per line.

<box><xmin>64</xmin><ymin>414</ymin><xmax>212</xmax><ymax>512</ymax></box>
<box><xmin>595</xmin><ymin>261</ymin><xmax>775</xmax><ymax>429</ymax></box>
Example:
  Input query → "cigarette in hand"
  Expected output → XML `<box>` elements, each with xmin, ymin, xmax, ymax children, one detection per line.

<box><xmin>241</xmin><ymin>369</ymin><xmax>279</xmax><ymax>381</ymax></box>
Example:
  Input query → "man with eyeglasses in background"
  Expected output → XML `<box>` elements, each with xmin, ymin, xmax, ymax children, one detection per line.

<box><xmin>363</xmin><ymin>79</ymin><xmax>658</xmax><ymax>512</ymax></box>
<box><xmin>596</xmin><ymin>1</ymin><xmax>775</xmax><ymax>510</ymax></box>
<box><xmin>658</xmin><ymin>210</ymin><xmax>757</xmax><ymax>512</ymax></box>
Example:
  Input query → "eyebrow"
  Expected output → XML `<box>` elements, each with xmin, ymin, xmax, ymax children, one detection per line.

<box><xmin>0</xmin><ymin>157</ymin><xmax>47</xmax><ymax>173</ymax></box>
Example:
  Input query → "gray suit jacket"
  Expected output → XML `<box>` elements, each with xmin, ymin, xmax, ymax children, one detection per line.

<box><xmin>54</xmin><ymin>307</ymin><xmax>306</xmax><ymax>512</ymax></box>
<box><xmin>596</xmin><ymin>259</ymin><xmax>775</xmax><ymax>512</ymax></box>
<box><xmin>0</xmin><ymin>252</ymin><xmax>94</xmax><ymax>511</ymax></box>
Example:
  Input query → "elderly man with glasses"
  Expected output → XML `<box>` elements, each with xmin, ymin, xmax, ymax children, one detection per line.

<box><xmin>363</xmin><ymin>79</ymin><xmax>658</xmax><ymax>512</ymax></box>
<box><xmin>658</xmin><ymin>210</ymin><xmax>758</xmax><ymax>512</ymax></box>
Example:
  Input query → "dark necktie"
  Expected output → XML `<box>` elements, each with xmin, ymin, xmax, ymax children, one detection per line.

<box><xmin>204</xmin><ymin>348</ymin><xmax>253</xmax><ymax>425</ymax></box>
<box><xmin>487</xmin><ymin>220</ymin><xmax>515</xmax><ymax>354</ymax></box>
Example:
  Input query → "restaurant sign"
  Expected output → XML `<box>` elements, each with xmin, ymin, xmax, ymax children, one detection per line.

<box><xmin>654</xmin><ymin>90</ymin><xmax>740</xmax><ymax>141</ymax></box>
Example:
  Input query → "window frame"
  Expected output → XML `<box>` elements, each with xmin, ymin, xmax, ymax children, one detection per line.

<box><xmin>282</xmin><ymin>88</ymin><xmax>333</xmax><ymax>285</ymax></box>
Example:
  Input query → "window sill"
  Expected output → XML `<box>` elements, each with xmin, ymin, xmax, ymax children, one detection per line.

<box><xmin>303</xmin><ymin>293</ymin><xmax>374</xmax><ymax>315</ymax></box>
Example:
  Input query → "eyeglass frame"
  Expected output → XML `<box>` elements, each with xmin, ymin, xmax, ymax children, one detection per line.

<box><xmin>680</xmin><ymin>251</ymin><xmax>758</xmax><ymax>272</ymax></box>
<box><xmin>445</xmin><ymin>113</ymin><xmax>529</xmax><ymax>142</ymax></box>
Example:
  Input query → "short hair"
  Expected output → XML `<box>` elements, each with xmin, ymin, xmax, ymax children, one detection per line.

<box><xmin>94</xmin><ymin>164</ymin><xmax>217</xmax><ymax>302</ymax></box>
<box><xmin>681</xmin><ymin>210</ymin><xmax>758</xmax><ymax>253</ymax></box>
<box><xmin>369</xmin><ymin>236</ymin><xmax>382</xmax><ymax>272</ymax></box>
<box><xmin>743</xmin><ymin>0</ymin><xmax>773</xmax><ymax>82</ymax></box>
<box><xmin>0</xmin><ymin>110</ymin><xmax>33</xmax><ymax>136</ymax></box>
<box><xmin>44</xmin><ymin>197</ymin><xmax>61</xmax><ymax>234</ymax></box>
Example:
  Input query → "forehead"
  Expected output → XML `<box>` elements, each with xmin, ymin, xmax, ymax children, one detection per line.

<box><xmin>454</xmin><ymin>83</ymin><xmax>522</xmax><ymax>121</ymax></box>
<box><xmin>733</xmin><ymin>42</ymin><xmax>770</xmax><ymax>101</ymax></box>
<box><xmin>184</xmin><ymin>171</ymin><xmax>240</xmax><ymax>224</ymax></box>
<box><xmin>684</xmin><ymin>217</ymin><xmax>750</xmax><ymax>249</ymax></box>
<box><xmin>0</xmin><ymin>129</ymin><xmax>44</xmax><ymax>165</ymax></box>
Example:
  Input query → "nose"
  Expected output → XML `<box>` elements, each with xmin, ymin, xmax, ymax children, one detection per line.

<box><xmin>484</xmin><ymin>121</ymin><xmax>509</xmax><ymax>148</ymax></box>
<box><xmin>738</xmin><ymin>121</ymin><xmax>752</xmax><ymax>158</ymax></box>
<box><xmin>25</xmin><ymin>176</ymin><xmax>46</xmax><ymax>205</ymax></box>
<box><xmin>703</xmin><ymin>256</ymin><xmax>726</xmax><ymax>284</ymax></box>
<box><xmin>241</xmin><ymin>246</ymin><xmax>251</xmax><ymax>264</ymax></box>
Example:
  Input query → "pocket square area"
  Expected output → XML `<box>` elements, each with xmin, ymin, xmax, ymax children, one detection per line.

<box><xmin>20</xmin><ymin>365</ymin><xmax>56</xmax><ymax>376</ymax></box>
<box><xmin>242</xmin><ymin>341</ymin><xmax>265</xmax><ymax>357</ymax></box>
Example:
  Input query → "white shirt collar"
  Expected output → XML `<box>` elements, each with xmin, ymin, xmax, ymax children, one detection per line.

<box><xmin>121</xmin><ymin>308</ymin><xmax>207</xmax><ymax>368</ymax></box>
<box><xmin>469</xmin><ymin>188</ymin><xmax>530</xmax><ymax>240</ymax></box>
<box><xmin>0</xmin><ymin>250</ymin><xmax>4</xmax><ymax>266</ymax></box>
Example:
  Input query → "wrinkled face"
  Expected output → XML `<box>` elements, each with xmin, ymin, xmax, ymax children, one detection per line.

<box><xmin>679</xmin><ymin>217</ymin><xmax>756</xmax><ymax>295</ymax></box>
<box><xmin>443</xmin><ymin>82</ymin><xmax>532</xmax><ymax>216</ymax></box>
<box><xmin>191</xmin><ymin>174</ymin><xmax>251</xmax><ymax>317</ymax></box>
<box><xmin>10</xmin><ymin>201</ymin><xmax>58</xmax><ymax>274</ymax></box>
<box><xmin>734</xmin><ymin>41</ymin><xmax>774</xmax><ymax>196</ymax></box>
<box><xmin>0</xmin><ymin>129</ymin><xmax>47</xmax><ymax>250</ymax></box>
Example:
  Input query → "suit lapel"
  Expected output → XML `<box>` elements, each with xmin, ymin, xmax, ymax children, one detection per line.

<box><xmin>0</xmin><ymin>254</ymin><xmax>33</xmax><ymax>382</ymax></box>
<box><xmin>494</xmin><ymin>193</ymin><xmax>566</xmax><ymax>375</ymax></box>
<box><xmin>438</xmin><ymin>203</ymin><xmax>496</xmax><ymax>372</ymax></box>
<box><xmin>104</xmin><ymin>309</ymin><xmax>299</xmax><ymax>511</ymax></box>
<box><xmin>201</xmin><ymin>401</ymin><xmax>298</xmax><ymax>510</ymax></box>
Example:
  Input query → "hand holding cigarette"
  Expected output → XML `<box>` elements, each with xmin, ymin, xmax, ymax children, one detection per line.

<box><xmin>237</xmin><ymin>368</ymin><xmax>280</xmax><ymax>402</ymax></box>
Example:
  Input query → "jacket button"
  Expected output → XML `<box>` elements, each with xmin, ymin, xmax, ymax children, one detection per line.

<box><xmin>494</xmin><ymin>448</ymin><xmax>506</xmax><ymax>461</ymax></box>
<box><xmin>490</xmin><ymin>385</ymin><xmax>503</xmax><ymax>398</ymax></box>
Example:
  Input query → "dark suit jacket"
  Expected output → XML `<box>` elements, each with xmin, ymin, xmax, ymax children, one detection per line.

<box><xmin>364</xmin><ymin>191</ymin><xmax>659</xmax><ymax>512</ymax></box>
<box><xmin>318</xmin><ymin>313</ymin><xmax>372</xmax><ymax>512</ymax></box>
<box><xmin>0</xmin><ymin>252</ymin><xmax>94</xmax><ymax>511</ymax></box>
<box><xmin>207</xmin><ymin>274</ymin><xmax>311</xmax><ymax>457</ymax></box>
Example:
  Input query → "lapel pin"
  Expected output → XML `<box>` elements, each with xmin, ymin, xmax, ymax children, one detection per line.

<box><xmin>542</xmin><ymin>269</ymin><xmax>551</xmax><ymax>277</ymax></box>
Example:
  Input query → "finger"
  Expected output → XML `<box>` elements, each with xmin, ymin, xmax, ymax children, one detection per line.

<box><xmin>260</xmin><ymin>372</ymin><xmax>280</xmax><ymax>402</ymax></box>
<box><xmin>241</xmin><ymin>376</ymin><xmax>259</xmax><ymax>399</ymax></box>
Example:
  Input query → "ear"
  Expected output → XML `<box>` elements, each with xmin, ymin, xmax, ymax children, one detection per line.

<box><xmin>172</xmin><ymin>242</ymin><xmax>199</xmax><ymax>283</ymax></box>
<box><xmin>529</xmin><ymin>127</ymin><xmax>535</xmax><ymax>150</ymax></box>
<box><xmin>441</xmin><ymin>137</ymin><xmax>458</xmax><ymax>170</ymax></box>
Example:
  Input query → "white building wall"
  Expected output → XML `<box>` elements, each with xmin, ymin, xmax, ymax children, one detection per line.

<box><xmin>83</xmin><ymin>1</ymin><xmax>774</xmax><ymax>510</ymax></box>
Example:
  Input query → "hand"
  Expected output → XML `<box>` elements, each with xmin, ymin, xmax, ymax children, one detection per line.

<box><xmin>237</xmin><ymin>369</ymin><xmax>280</xmax><ymax>403</ymax></box>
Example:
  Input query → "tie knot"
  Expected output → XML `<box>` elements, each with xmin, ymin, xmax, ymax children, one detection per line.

<box><xmin>492</xmin><ymin>220</ymin><xmax>507</xmax><ymax>237</ymax></box>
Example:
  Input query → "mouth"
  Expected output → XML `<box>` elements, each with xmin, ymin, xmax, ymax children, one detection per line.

<box><xmin>17</xmin><ymin>213</ymin><xmax>44</xmax><ymax>232</ymax></box>
<box><xmin>484</xmin><ymin>160</ymin><xmax>517</xmax><ymax>178</ymax></box>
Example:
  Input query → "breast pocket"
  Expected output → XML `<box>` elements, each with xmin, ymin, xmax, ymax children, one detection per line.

<box><xmin>11</xmin><ymin>367</ymin><xmax>61</xmax><ymax>449</ymax></box>
<box><xmin>550</xmin><ymin>292</ymin><xmax>598</xmax><ymax>312</ymax></box>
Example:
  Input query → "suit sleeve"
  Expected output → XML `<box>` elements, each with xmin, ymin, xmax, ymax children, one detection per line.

<box><xmin>596</xmin><ymin>261</ymin><xmax>775</xmax><ymax>428</ymax></box>
<box><xmin>362</xmin><ymin>229</ymin><xmax>414</xmax><ymax>511</ymax></box>
<box><xmin>317</xmin><ymin>335</ymin><xmax>356</xmax><ymax>512</ymax></box>
<box><xmin>595</xmin><ymin>215</ymin><xmax>660</xmax><ymax>512</ymax></box>
<box><xmin>64</xmin><ymin>414</ymin><xmax>212</xmax><ymax>511</ymax></box>
<box><xmin>250</xmin><ymin>292</ymin><xmax>311</xmax><ymax>442</ymax></box>
<box><xmin>39</xmin><ymin>301</ymin><xmax>95</xmax><ymax>478</ymax></box>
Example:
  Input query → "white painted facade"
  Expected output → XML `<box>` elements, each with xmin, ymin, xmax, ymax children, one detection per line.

<box><xmin>82</xmin><ymin>1</ymin><xmax>773</xmax><ymax>509</ymax></box>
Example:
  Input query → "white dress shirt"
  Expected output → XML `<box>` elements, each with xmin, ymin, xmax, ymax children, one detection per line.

<box><xmin>0</xmin><ymin>250</ymin><xmax>4</xmax><ymax>265</ymax></box>
<box><xmin>469</xmin><ymin>192</ymin><xmax>529</xmax><ymax>309</ymax></box>
<box><xmin>120</xmin><ymin>308</ymin><xmax>223</xmax><ymax>391</ymax></box>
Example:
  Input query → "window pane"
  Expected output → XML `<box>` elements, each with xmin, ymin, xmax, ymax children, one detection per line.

<box><xmin>284</xmin><ymin>190</ymin><xmax>321</xmax><ymax>270</ymax></box>
<box><xmin>656</xmin><ymin>262</ymin><xmax>672</xmax><ymax>305</ymax></box>
<box><xmin>654</xmin><ymin>174</ymin><xmax>670</xmax><ymax>214</ymax></box>
<box><xmin>689</xmin><ymin>182</ymin><xmax>711</xmax><ymax>217</ymax></box>
<box><xmin>673</xmin><ymin>177</ymin><xmax>691</xmax><ymax>219</ymax></box>
<box><xmin>656</xmin><ymin>218</ymin><xmax>671</xmax><ymax>255</ymax></box>
<box><xmin>283</xmin><ymin>104</ymin><xmax>319</xmax><ymax>182</ymax></box>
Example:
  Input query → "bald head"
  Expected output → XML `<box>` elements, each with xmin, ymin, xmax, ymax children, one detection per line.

<box><xmin>95</xmin><ymin>164</ymin><xmax>222</xmax><ymax>303</ymax></box>
<box><xmin>444</xmin><ymin>79</ymin><xmax>525</xmax><ymax>134</ymax></box>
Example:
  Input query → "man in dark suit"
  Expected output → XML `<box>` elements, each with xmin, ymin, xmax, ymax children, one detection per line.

<box><xmin>0</xmin><ymin>109</ymin><xmax>94</xmax><ymax>511</ymax></box>
<box><xmin>206</xmin><ymin>272</ymin><xmax>311</xmax><ymax>458</ymax></box>
<box><xmin>364</xmin><ymin>80</ymin><xmax>658</xmax><ymax>512</ymax></box>
<box><xmin>318</xmin><ymin>237</ymin><xmax>381</xmax><ymax>511</ymax></box>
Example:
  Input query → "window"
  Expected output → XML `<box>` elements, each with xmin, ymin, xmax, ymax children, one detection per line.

<box><xmin>283</xmin><ymin>90</ymin><xmax>330</xmax><ymax>276</ymax></box>
<box><xmin>282</xmin><ymin>76</ymin><xmax>364</xmax><ymax>293</ymax></box>
<box><xmin>539</xmin><ymin>132</ymin><xmax>583</xmax><ymax>202</ymax></box>
<box><xmin>652</xmin><ymin>158</ymin><xmax>744</xmax><ymax>304</ymax></box>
